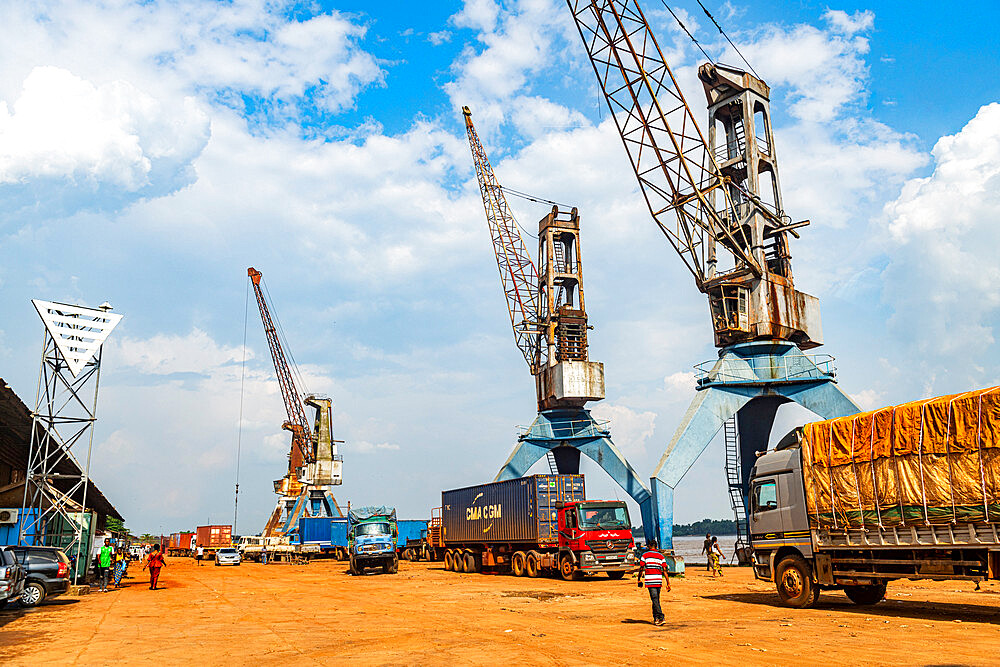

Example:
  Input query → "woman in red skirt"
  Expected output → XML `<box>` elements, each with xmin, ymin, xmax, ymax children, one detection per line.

<box><xmin>143</xmin><ymin>544</ymin><xmax>167</xmax><ymax>590</ymax></box>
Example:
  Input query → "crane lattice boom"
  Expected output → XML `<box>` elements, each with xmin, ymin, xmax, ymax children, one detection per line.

<box><xmin>462</xmin><ymin>107</ymin><xmax>542</xmax><ymax>372</ymax></box>
<box><xmin>248</xmin><ymin>267</ymin><xmax>313</xmax><ymax>471</ymax></box>
<box><xmin>566</xmin><ymin>0</ymin><xmax>760</xmax><ymax>288</ymax></box>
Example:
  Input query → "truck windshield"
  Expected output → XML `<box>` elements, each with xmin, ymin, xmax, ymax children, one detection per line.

<box><xmin>355</xmin><ymin>522</ymin><xmax>391</xmax><ymax>536</ymax></box>
<box><xmin>577</xmin><ymin>504</ymin><xmax>629</xmax><ymax>530</ymax></box>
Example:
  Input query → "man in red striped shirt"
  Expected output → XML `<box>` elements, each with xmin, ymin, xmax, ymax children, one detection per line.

<box><xmin>637</xmin><ymin>540</ymin><xmax>669</xmax><ymax>626</ymax></box>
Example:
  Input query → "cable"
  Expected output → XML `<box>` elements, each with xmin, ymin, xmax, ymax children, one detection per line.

<box><xmin>696</xmin><ymin>0</ymin><xmax>760</xmax><ymax>79</ymax></box>
<box><xmin>660</xmin><ymin>1</ymin><xmax>715</xmax><ymax>64</ymax></box>
<box><xmin>262</xmin><ymin>280</ymin><xmax>310</xmax><ymax>398</ymax></box>
<box><xmin>499</xmin><ymin>186</ymin><xmax>573</xmax><ymax>210</ymax></box>
<box><xmin>234</xmin><ymin>279</ymin><xmax>249</xmax><ymax>534</ymax></box>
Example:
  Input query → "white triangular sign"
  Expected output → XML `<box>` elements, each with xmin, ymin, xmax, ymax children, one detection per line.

<box><xmin>32</xmin><ymin>300</ymin><xmax>123</xmax><ymax>377</ymax></box>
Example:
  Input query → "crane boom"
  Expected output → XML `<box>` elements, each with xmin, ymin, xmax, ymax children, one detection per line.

<box><xmin>462</xmin><ymin>107</ymin><xmax>542</xmax><ymax>372</ymax></box>
<box><xmin>248</xmin><ymin>267</ymin><xmax>312</xmax><ymax>472</ymax></box>
<box><xmin>565</xmin><ymin>0</ymin><xmax>759</xmax><ymax>287</ymax></box>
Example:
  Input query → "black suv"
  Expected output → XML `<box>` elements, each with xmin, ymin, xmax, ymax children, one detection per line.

<box><xmin>7</xmin><ymin>546</ymin><xmax>71</xmax><ymax>607</ymax></box>
<box><xmin>0</xmin><ymin>547</ymin><xmax>27</xmax><ymax>609</ymax></box>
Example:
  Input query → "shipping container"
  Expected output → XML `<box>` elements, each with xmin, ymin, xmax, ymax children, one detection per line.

<box><xmin>331</xmin><ymin>518</ymin><xmax>348</xmax><ymax>547</ymax></box>
<box><xmin>196</xmin><ymin>525</ymin><xmax>232</xmax><ymax>548</ymax></box>
<box><xmin>395</xmin><ymin>520</ymin><xmax>428</xmax><ymax>549</ymax></box>
<box><xmin>442</xmin><ymin>475</ymin><xmax>585</xmax><ymax>546</ymax></box>
<box><xmin>299</xmin><ymin>517</ymin><xmax>343</xmax><ymax>545</ymax></box>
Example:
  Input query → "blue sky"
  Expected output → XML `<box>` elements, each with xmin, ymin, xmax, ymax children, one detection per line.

<box><xmin>1</xmin><ymin>0</ymin><xmax>998</xmax><ymax>535</ymax></box>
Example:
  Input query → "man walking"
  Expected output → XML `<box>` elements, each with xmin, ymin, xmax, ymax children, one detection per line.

<box><xmin>637</xmin><ymin>540</ymin><xmax>669</xmax><ymax>626</ymax></box>
<box><xmin>196</xmin><ymin>545</ymin><xmax>204</xmax><ymax>565</ymax></box>
<box><xmin>702</xmin><ymin>533</ymin><xmax>713</xmax><ymax>571</ymax></box>
<box><xmin>98</xmin><ymin>539</ymin><xmax>113</xmax><ymax>592</ymax></box>
<box><xmin>261</xmin><ymin>545</ymin><xmax>268</xmax><ymax>565</ymax></box>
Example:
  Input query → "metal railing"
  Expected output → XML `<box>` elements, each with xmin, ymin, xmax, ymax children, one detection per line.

<box><xmin>518</xmin><ymin>416</ymin><xmax>611</xmax><ymax>440</ymax></box>
<box><xmin>694</xmin><ymin>353</ymin><xmax>836</xmax><ymax>385</ymax></box>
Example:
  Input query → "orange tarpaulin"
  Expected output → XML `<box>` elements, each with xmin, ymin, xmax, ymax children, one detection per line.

<box><xmin>800</xmin><ymin>387</ymin><xmax>1000</xmax><ymax>528</ymax></box>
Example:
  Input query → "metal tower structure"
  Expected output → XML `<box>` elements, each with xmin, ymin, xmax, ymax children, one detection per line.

<box><xmin>248</xmin><ymin>268</ymin><xmax>343</xmax><ymax>538</ymax></box>
<box><xmin>565</xmin><ymin>0</ymin><xmax>860</xmax><ymax>549</ymax></box>
<box><xmin>462</xmin><ymin>107</ymin><xmax>653</xmax><ymax>524</ymax></box>
<box><xmin>19</xmin><ymin>300</ymin><xmax>122</xmax><ymax>584</ymax></box>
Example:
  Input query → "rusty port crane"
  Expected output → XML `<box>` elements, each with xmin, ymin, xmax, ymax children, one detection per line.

<box><xmin>248</xmin><ymin>267</ymin><xmax>344</xmax><ymax>539</ymax></box>
<box><xmin>563</xmin><ymin>0</ymin><xmax>860</xmax><ymax>557</ymax></box>
<box><xmin>462</xmin><ymin>106</ymin><xmax>653</xmax><ymax>530</ymax></box>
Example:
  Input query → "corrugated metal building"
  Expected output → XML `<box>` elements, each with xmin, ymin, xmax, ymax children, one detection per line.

<box><xmin>0</xmin><ymin>378</ymin><xmax>123</xmax><ymax>545</ymax></box>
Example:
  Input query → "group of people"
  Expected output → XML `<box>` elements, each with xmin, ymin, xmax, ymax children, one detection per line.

<box><xmin>634</xmin><ymin>533</ymin><xmax>728</xmax><ymax>625</ymax></box>
<box><xmin>93</xmin><ymin>539</ymin><xmax>168</xmax><ymax>591</ymax></box>
<box><xmin>93</xmin><ymin>539</ymin><xmax>131</xmax><ymax>592</ymax></box>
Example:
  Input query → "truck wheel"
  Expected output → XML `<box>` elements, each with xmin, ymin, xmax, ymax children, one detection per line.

<box><xmin>775</xmin><ymin>555</ymin><xmax>815</xmax><ymax>608</ymax></box>
<box><xmin>525</xmin><ymin>552</ymin><xmax>541</xmax><ymax>578</ymax></box>
<box><xmin>464</xmin><ymin>553</ymin><xmax>479</xmax><ymax>574</ymax></box>
<box><xmin>511</xmin><ymin>551</ymin><xmax>527</xmax><ymax>577</ymax></box>
<box><xmin>348</xmin><ymin>558</ymin><xmax>358</xmax><ymax>575</ymax></box>
<box><xmin>607</xmin><ymin>571</ymin><xmax>626</xmax><ymax>580</ymax></box>
<box><xmin>844</xmin><ymin>583</ymin><xmax>886</xmax><ymax>606</ymax></box>
<box><xmin>559</xmin><ymin>557</ymin><xmax>580</xmax><ymax>581</ymax></box>
<box><xmin>444</xmin><ymin>551</ymin><xmax>454</xmax><ymax>571</ymax></box>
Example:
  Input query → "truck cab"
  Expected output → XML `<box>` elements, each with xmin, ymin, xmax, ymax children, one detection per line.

<box><xmin>347</xmin><ymin>508</ymin><xmax>398</xmax><ymax>575</ymax></box>
<box><xmin>556</xmin><ymin>500</ymin><xmax>635</xmax><ymax>579</ymax></box>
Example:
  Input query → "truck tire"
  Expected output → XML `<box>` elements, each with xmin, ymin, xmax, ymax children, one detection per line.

<box><xmin>382</xmin><ymin>559</ymin><xmax>397</xmax><ymax>574</ymax></box>
<box><xmin>464</xmin><ymin>553</ymin><xmax>479</xmax><ymax>574</ymax></box>
<box><xmin>607</xmin><ymin>571</ymin><xmax>626</xmax><ymax>580</ymax></box>
<box><xmin>559</xmin><ymin>556</ymin><xmax>581</xmax><ymax>581</ymax></box>
<box><xmin>511</xmin><ymin>551</ymin><xmax>527</xmax><ymax>577</ymax></box>
<box><xmin>525</xmin><ymin>552</ymin><xmax>541</xmax><ymax>578</ymax></box>
<box><xmin>349</xmin><ymin>557</ymin><xmax>359</xmax><ymax>575</ymax></box>
<box><xmin>844</xmin><ymin>583</ymin><xmax>886</xmax><ymax>606</ymax></box>
<box><xmin>775</xmin><ymin>555</ymin><xmax>816</xmax><ymax>608</ymax></box>
<box><xmin>444</xmin><ymin>550</ymin><xmax>454</xmax><ymax>571</ymax></box>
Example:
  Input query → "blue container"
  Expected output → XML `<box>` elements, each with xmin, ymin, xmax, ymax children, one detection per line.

<box><xmin>299</xmin><ymin>517</ymin><xmax>338</xmax><ymax>545</ymax></box>
<box><xmin>330</xmin><ymin>518</ymin><xmax>348</xmax><ymax>547</ymax></box>
<box><xmin>0</xmin><ymin>508</ymin><xmax>39</xmax><ymax>546</ymax></box>
<box><xmin>396</xmin><ymin>520</ymin><xmax>428</xmax><ymax>549</ymax></box>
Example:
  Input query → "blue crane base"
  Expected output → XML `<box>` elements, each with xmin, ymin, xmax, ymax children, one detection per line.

<box><xmin>649</xmin><ymin>340</ymin><xmax>861</xmax><ymax>550</ymax></box>
<box><xmin>495</xmin><ymin>406</ymin><xmax>657</xmax><ymax>543</ymax></box>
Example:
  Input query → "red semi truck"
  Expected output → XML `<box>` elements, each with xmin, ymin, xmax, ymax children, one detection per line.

<box><xmin>425</xmin><ymin>474</ymin><xmax>636</xmax><ymax>580</ymax></box>
<box><xmin>195</xmin><ymin>525</ymin><xmax>232</xmax><ymax>560</ymax></box>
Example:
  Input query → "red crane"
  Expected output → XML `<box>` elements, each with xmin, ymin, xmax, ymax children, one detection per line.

<box><xmin>248</xmin><ymin>267</ymin><xmax>313</xmax><ymax>478</ymax></box>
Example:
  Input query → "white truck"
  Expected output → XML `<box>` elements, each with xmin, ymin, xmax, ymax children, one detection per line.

<box><xmin>749</xmin><ymin>386</ymin><xmax>1000</xmax><ymax>607</ymax></box>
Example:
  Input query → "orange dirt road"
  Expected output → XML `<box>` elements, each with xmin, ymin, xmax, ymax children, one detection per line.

<box><xmin>3</xmin><ymin>557</ymin><xmax>1000</xmax><ymax>665</ymax></box>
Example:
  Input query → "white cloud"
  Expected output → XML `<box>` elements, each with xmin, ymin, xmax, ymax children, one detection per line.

<box><xmin>824</xmin><ymin>9</ymin><xmax>875</xmax><ymax>35</ymax></box>
<box><xmin>0</xmin><ymin>66</ymin><xmax>209</xmax><ymax>212</ymax></box>
<box><xmin>590</xmin><ymin>404</ymin><xmax>656</xmax><ymax>459</ymax></box>
<box><xmin>352</xmin><ymin>441</ymin><xmax>401</xmax><ymax>454</ymax></box>
<box><xmin>113</xmin><ymin>328</ymin><xmax>246</xmax><ymax>375</ymax></box>
<box><xmin>880</xmin><ymin>103</ymin><xmax>1000</xmax><ymax>356</ymax></box>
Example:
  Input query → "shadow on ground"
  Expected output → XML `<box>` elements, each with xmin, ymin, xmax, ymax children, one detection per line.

<box><xmin>702</xmin><ymin>591</ymin><xmax>1000</xmax><ymax>624</ymax></box>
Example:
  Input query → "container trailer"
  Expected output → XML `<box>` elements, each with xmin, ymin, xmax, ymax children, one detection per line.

<box><xmin>426</xmin><ymin>474</ymin><xmax>635</xmax><ymax>580</ymax></box>
<box><xmin>750</xmin><ymin>386</ymin><xmax>1000</xmax><ymax>607</ymax></box>
<box><xmin>195</xmin><ymin>525</ymin><xmax>232</xmax><ymax>560</ymax></box>
<box><xmin>167</xmin><ymin>532</ymin><xmax>194</xmax><ymax>557</ymax></box>
<box><xmin>396</xmin><ymin>520</ymin><xmax>428</xmax><ymax>560</ymax></box>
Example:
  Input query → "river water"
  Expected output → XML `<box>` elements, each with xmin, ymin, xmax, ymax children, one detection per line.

<box><xmin>669</xmin><ymin>535</ymin><xmax>740</xmax><ymax>565</ymax></box>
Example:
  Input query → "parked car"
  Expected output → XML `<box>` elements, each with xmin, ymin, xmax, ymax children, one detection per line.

<box><xmin>215</xmin><ymin>548</ymin><xmax>241</xmax><ymax>566</ymax></box>
<box><xmin>0</xmin><ymin>547</ymin><xmax>27</xmax><ymax>609</ymax></box>
<box><xmin>7</xmin><ymin>546</ymin><xmax>71</xmax><ymax>607</ymax></box>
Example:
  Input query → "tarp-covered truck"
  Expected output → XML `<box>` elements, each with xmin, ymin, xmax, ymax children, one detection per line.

<box><xmin>347</xmin><ymin>506</ymin><xmax>398</xmax><ymax>575</ymax></box>
<box><xmin>427</xmin><ymin>474</ymin><xmax>635</xmax><ymax>580</ymax></box>
<box><xmin>750</xmin><ymin>386</ymin><xmax>1000</xmax><ymax>608</ymax></box>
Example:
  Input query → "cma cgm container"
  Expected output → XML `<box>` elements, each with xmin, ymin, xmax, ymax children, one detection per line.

<box><xmin>431</xmin><ymin>475</ymin><xmax>635</xmax><ymax>580</ymax></box>
<box><xmin>195</xmin><ymin>525</ymin><xmax>232</xmax><ymax>559</ymax></box>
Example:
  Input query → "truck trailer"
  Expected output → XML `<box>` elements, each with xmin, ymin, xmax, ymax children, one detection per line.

<box><xmin>427</xmin><ymin>474</ymin><xmax>635</xmax><ymax>580</ymax></box>
<box><xmin>167</xmin><ymin>532</ymin><xmax>194</xmax><ymax>557</ymax></box>
<box><xmin>396</xmin><ymin>519</ymin><xmax>428</xmax><ymax>560</ymax></box>
<box><xmin>195</xmin><ymin>525</ymin><xmax>232</xmax><ymax>560</ymax></box>
<box><xmin>750</xmin><ymin>386</ymin><xmax>1000</xmax><ymax>608</ymax></box>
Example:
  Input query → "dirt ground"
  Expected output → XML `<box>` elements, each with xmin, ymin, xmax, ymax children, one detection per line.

<box><xmin>3</xmin><ymin>557</ymin><xmax>1000</xmax><ymax>665</ymax></box>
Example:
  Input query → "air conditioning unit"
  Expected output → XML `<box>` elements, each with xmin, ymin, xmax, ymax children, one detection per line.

<box><xmin>0</xmin><ymin>509</ymin><xmax>18</xmax><ymax>525</ymax></box>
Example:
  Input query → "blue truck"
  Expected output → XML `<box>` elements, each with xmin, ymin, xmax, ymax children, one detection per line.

<box><xmin>347</xmin><ymin>506</ymin><xmax>398</xmax><ymax>575</ymax></box>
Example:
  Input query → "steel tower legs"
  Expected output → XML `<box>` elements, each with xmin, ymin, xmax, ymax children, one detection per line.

<box><xmin>648</xmin><ymin>341</ymin><xmax>860</xmax><ymax>551</ymax></box>
<box><xmin>495</xmin><ymin>407</ymin><xmax>653</xmax><ymax>523</ymax></box>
